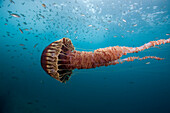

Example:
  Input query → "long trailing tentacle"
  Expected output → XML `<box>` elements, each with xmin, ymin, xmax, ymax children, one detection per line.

<box><xmin>107</xmin><ymin>56</ymin><xmax>164</xmax><ymax>66</ymax></box>
<box><xmin>121</xmin><ymin>38</ymin><xmax>170</xmax><ymax>54</ymax></box>
<box><xmin>69</xmin><ymin>38</ymin><xmax>170</xmax><ymax>69</ymax></box>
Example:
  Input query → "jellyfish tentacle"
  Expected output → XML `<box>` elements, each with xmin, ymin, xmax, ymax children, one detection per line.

<box><xmin>68</xmin><ymin>38</ymin><xmax>170</xmax><ymax>70</ymax></box>
<box><xmin>108</xmin><ymin>56</ymin><xmax>164</xmax><ymax>65</ymax></box>
<box><xmin>123</xmin><ymin>38</ymin><xmax>170</xmax><ymax>54</ymax></box>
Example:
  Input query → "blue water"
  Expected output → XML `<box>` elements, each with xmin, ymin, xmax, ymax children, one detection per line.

<box><xmin>0</xmin><ymin>0</ymin><xmax>170</xmax><ymax>113</ymax></box>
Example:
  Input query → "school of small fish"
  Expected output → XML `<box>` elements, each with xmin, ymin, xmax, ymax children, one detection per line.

<box><xmin>0</xmin><ymin>0</ymin><xmax>169</xmax><ymax>69</ymax></box>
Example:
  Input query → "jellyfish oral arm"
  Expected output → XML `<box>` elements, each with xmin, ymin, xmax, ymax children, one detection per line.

<box><xmin>67</xmin><ymin>46</ymin><xmax>125</xmax><ymax>69</ymax></box>
<box><xmin>68</xmin><ymin>38</ymin><xmax>170</xmax><ymax>69</ymax></box>
<box><xmin>127</xmin><ymin>38</ymin><xmax>170</xmax><ymax>53</ymax></box>
<box><xmin>110</xmin><ymin>56</ymin><xmax>164</xmax><ymax>66</ymax></box>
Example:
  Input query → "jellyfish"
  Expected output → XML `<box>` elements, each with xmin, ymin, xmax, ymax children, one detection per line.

<box><xmin>41</xmin><ymin>38</ymin><xmax>170</xmax><ymax>83</ymax></box>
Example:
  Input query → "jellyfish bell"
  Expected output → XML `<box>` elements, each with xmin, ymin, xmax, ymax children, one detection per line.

<box><xmin>41</xmin><ymin>37</ymin><xmax>170</xmax><ymax>83</ymax></box>
<box><xmin>41</xmin><ymin>38</ymin><xmax>75</xmax><ymax>83</ymax></box>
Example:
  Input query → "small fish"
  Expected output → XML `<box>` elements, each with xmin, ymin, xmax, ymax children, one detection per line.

<box><xmin>20</xmin><ymin>14</ymin><xmax>25</xmax><ymax>17</ymax></box>
<box><xmin>8</xmin><ymin>11</ymin><xmax>12</xmax><ymax>13</ymax></box>
<box><xmin>23</xmin><ymin>47</ymin><xmax>27</xmax><ymax>50</ymax></box>
<box><xmin>24</xmin><ymin>29</ymin><xmax>29</xmax><ymax>31</ymax></box>
<box><xmin>132</xmin><ymin>24</ymin><xmax>137</xmax><ymax>27</ymax></box>
<box><xmin>34</xmin><ymin>43</ymin><xmax>38</xmax><ymax>48</ymax></box>
<box><xmin>5</xmin><ymin>45</ymin><xmax>10</xmax><ymax>47</ymax></box>
<box><xmin>23</xmin><ymin>22</ymin><xmax>27</xmax><ymax>25</ymax></box>
<box><xmin>17</xmin><ymin>23</ymin><xmax>21</xmax><ymax>26</ymax></box>
<box><xmin>153</xmin><ymin>46</ymin><xmax>160</xmax><ymax>49</ymax></box>
<box><xmin>42</xmin><ymin>4</ymin><xmax>46</xmax><ymax>8</ymax></box>
<box><xmin>81</xmin><ymin>14</ymin><xmax>85</xmax><ymax>16</ymax></box>
<box><xmin>52</xmin><ymin>3</ymin><xmax>58</xmax><ymax>6</ymax></box>
<box><xmin>19</xmin><ymin>44</ymin><xmax>24</xmax><ymax>46</ymax></box>
<box><xmin>122</xmin><ymin>19</ymin><xmax>126</xmax><ymax>22</ymax></box>
<box><xmin>27</xmin><ymin>102</ymin><xmax>33</xmax><ymax>105</ymax></box>
<box><xmin>19</xmin><ymin>28</ymin><xmax>23</xmax><ymax>33</ymax></box>
<box><xmin>145</xmin><ymin>62</ymin><xmax>150</xmax><ymax>64</ymax></box>
<box><xmin>118</xmin><ymin>23</ymin><xmax>121</xmax><ymax>26</ymax></box>
<box><xmin>88</xmin><ymin>25</ymin><xmax>92</xmax><ymax>27</ymax></box>
<box><xmin>105</xmin><ymin>28</ymin><xmax>109</xmax><ymax>30</ymax></box>
<box><xmin>9</xmin><ymin>0</ymin><xmax>15</xmax><ymax>4</ymax></box>
<box><xmin>39</xmin><ymin>14</ymin><xmax>45</xmax><ymax>18</ymax></box>
<box><xmin>166</xmin><ymin>33</ymin><xmax>170</xmax><ymax>36</ymax></box>
<box><xmin>11</xmin><ymin>13</ymin><xmax>20</xmax><ymax>18</ymax></box>
<box><xmin>21</xmin><ymin>2</ymin><xmax>25</xmax><ymax>5</ymax></box>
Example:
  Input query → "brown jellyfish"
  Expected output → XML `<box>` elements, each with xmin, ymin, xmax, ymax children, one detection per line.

<box><xmin>41</xmin><ymin>38</ymin><xmax>170</xmax><ymax>83</ymax></box>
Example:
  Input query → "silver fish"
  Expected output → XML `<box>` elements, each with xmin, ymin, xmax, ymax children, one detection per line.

<box><xmin>10</xmin><ymin>13</ymin><xmax>20</xmax><ymax>18</ymax></box>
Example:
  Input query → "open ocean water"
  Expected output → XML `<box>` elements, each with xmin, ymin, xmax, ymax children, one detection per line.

<box><xmin>0</xmin><ymin>0</ymin><xmax>170</xmax><ymax>113</ymax></box>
